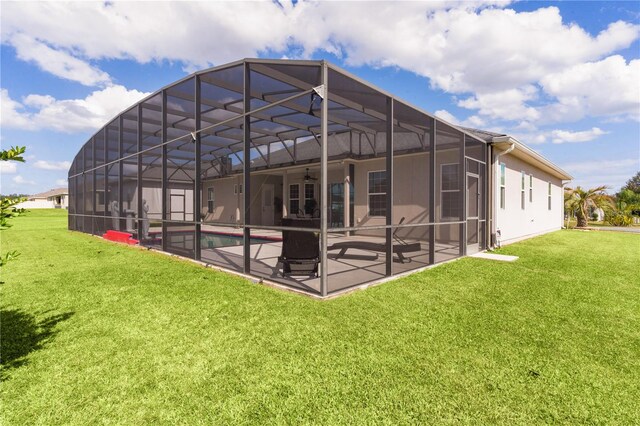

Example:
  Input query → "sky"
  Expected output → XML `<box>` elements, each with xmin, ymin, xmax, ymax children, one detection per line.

<box><xmin>1</xmin><ymin>0</ymin><xmax>639</xmax><ymax>195</ymax></box>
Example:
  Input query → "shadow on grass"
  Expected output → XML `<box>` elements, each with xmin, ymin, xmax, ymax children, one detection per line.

<box><xmin>0</xmin><ymin>308</ymin><xmax>73</xmax><ymax>380</ymax></box>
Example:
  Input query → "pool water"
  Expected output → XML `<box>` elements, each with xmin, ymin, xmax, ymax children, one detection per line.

<box><xmin>201</xmin><ymin>232</ymin><xmax>277</xmax><ymax>248</ymax></box>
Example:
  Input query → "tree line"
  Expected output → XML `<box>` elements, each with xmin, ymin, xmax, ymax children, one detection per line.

<box><xmin>565</xmin><ymin>171</ymin><xmax>640</xmax><ymax>228</ymax></box>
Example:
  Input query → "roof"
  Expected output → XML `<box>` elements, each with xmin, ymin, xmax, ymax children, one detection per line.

<box><xmin>69</xmin><ymin>58</ymin><xmax>487</xmax><ymax>180</ymax></box>
<box><xmin>68</xmin><ymin>58</ymin><xmax>571</xmax><ymax>182</ymax></box>
<box><xmin>457</xmin><ymin>126</ymin><xmax>572</xmax><ymax>180</ymax></box>
<box><xmin>491</xmin><ymin>136</ymin><xmax>572</xmax><ymax>180</ymax></box>
<box><xmin>31</xmin><ymin>188</ymin><xmax>68</xmax><ymax>199</ymax></box>
<box><xmin>458</xmin><ymin>127</ymin><xmax>506</xmax><ymax>142</ymax></box>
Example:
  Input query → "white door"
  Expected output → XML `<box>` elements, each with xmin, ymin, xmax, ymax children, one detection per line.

<box><xmin>466</xmin><ymin>174</ymin><xmax>480</xmax><ymax>254</ymax></box>
<box><xmin>170</xmin><ymin>191</ymin><xmax>185</xmax><ymax>221</ymax></box>
<box><xmin>261</xmin><ymin>184</ymin><xmax>274</xmax><ymax>225</ymax></box>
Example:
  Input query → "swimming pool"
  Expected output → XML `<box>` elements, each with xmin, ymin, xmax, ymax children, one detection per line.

<box><xmin>146</xmin><ymin>230</ymin><xmax>280</xmax><ymax>249</ymax></box>
<box><xmin>201</xmin><ymin>232</ymin><xmax>279</xmax><ymax>249</ymax></box>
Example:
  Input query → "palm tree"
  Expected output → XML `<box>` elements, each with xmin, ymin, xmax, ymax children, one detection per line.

<box><xmin>564</xmin><ymin>186</ymin><xmax>613</xmax><ymax>228</ymax></box>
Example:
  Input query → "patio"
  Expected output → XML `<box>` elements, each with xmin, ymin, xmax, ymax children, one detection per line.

<box><xmin>195</xmin><ymin>225</ymin><xmax>459</xmax><ymax>294</ymax></box>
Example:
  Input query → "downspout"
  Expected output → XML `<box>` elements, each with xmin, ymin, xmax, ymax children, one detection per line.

<box><xmin>490</xmin><ymin>139</ymin><xmax>515</xmax><ymax>249</ymax></box>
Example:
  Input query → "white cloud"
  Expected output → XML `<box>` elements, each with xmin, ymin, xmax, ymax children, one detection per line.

<box><xmin>513</xmin><ymin>133</ymin><xmax>548</xmax><ymax>145</ymax></box>
<box><xmin>434</xmin><ymin>109</ymin><xmax>460</xmax><ymax>125</ymax></box>
<box><xmin>464</xmin><ymin>115</ymin><xmax>487</xmax><ymax>128</ymax></box>
<box><xmin>1</xmin><ymin>2</ymin><xmax>638</xmax><ymax>126</ymax></box>
<box><xmin>1</xmin><ymin>86</ymin><xmax>149</xmax><ymax>133</ymax></box>
<box><xmin>8</xmin><ymin>33</ymin><xmax>111</xmax><ymax>87</ymax></box>
<box><xmin>550</xmin><ymin>127</ymin><xmax>608</xmax><ymax>144</ymax></box>
<box><xmin>55</xmin><ymin>178</ymin><xmax>68</xmax><ymax>186</ymax></box>
<box><xmin>0</xmin><ymin>162</ymin><xmax>18</xmax><ymax>174</ymax></box>
<box><xmin>12</xmin><ymin>175</ymin><xmax>36</xmax><ymax>185</ymax></box>
<box><xmin>435</xmin><ymin>109</ymin><xmax>487</xmax><ymax>129</ymax></box>
<box><xmin>512</xmin><ymin>126</ymin><xmax>609</xmax><ymax>146</ymax></box>
<box><xmin>2</xmin><ymin>3</ymin><xmax>637</xmax><ymax>90</ymax></box>
<box><xmin>457</xmin><ymin>86</ymin><xmax>540</xmax><ymax>122</ymax></box>
<box><xmin>33</xmin><ymin>160</ymin><xmax>72</xmax><ymax>170</ymax></box>
<box><xmin>0</xmin><ymin>1</ymin><xmax>297</xmax><ymax>69</ymax></box>
<box><xmin>561</xmin><ymin>158</ymin><xmax>639</xmax><ymax>191</ymax></box>
<box><xmin>561</xmin><ymin>158</ymin><xmax>638</xmax><ymax>174</ymax></box>
<box><xmin>0</xmin><ymin>89</ymin><xmax>34</xmax><ymax>129</ymax></box>
<box><xmin>540</xmin><ymin>55</ymin><xmax>640</xmax><ymax>122</ymax></box>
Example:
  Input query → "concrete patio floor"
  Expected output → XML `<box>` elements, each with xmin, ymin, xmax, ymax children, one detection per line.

<box><xmin>142</xmin><ymin>224</ymin><xmax>461</xmax><ymax>295</ymax></box>
<box><xmin>198</xmin><ymin>225</ymin><xmax>459</xmax><ymax>294</ymax></box>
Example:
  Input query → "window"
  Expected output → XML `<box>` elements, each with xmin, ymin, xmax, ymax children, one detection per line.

<box><xmin>441</xmin><ymin>164</ymin><xmax>460</xmax><ymax>219</ymax></box>
<box><xmin>289</xmin><ymin>184</ymin><xmax>300</xmax><ymax>215</ymax></box>
<box><xmin>233</xmin><ymin>184</ymin><xmax>243</xmax><ymax>194</ymax></box>
<box><xmin>96</xmin><ymin>190</ymin><xmax>105</xmax><ymax>207</ymax></box>
<box><xmin>521</xmin><ymin>171</ymin><xmax>525</xmax><ymax>210</ymax></box>
<box><xmin>207</xmin><ymin>187</ymin><xmax>214</xmax><ymax>213</ymax></box>
<box><xmin>304</xmin><ymin>183</ymin><xmax>316</xmax><ymax>214</ymax></box>
<box><xmin>548</xmin><ymin>182</ymin><xmax>552</xmax><ymax>210</ymax></box>
<box><xmin>368</xmin><ymin>171</ymin><xmax>387</xmax><ymax>216</ymax></box>
<box><xmin>529</xmin><ymin>174</ymin><xmax>533</xmax><ymax>203</ymax></box>
<box><xmin>499</xmin><ymin>163</ymin><xmax>506</xmax><ymax>209</ymax></box>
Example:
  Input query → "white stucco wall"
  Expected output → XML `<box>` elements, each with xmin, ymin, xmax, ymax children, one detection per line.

<box><xmin>495</xmin><ymin>153</ymin><xmax>564</xmax><ymax>245</ymax></box>
<box><xmin>196</xmin><ymin>150</ymin><xmax>565</xmax><ymax>247</ymax></box>
<box><xmin>202</xmin><ymin>174</ymin><xmax>284</xmax><ymax>226</ymax></box>
<box><xmin>15</xmin><ymin>199</ymin><xmax>53</xmax><ymax>209</ymax></box>
<box><xmin>15</xmin><ymin>194</ymin><xmax>69</xmax><ymax>209</ymax></box>
<box><xmin>59</xmin><ymin>194</ymin><xmax>69</xmax><ymax>209</ymax></box>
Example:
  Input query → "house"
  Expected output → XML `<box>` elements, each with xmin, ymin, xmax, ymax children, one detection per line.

<box><xmin>16</xmin><ymin>188</ymin><xmax>69</xmax><ymax>209</ymax></box>
<box><xmin>463</xmin><ymin>130</ymin><xmax>571</xmax><ymax>246</ymax></box>
<box><xmin>67</xmin><ymin>59</ymin><xmax>571</xmax><ymax>297</ymax></box>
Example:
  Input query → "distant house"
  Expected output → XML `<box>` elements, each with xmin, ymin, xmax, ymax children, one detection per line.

<box><xmin>16</xmin><ymin>188</ymin><xmax>69</xmax><ymax>209</ymax></box>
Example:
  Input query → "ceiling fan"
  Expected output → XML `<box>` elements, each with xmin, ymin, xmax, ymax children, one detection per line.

<box><xmin>303</xmin><ymin>168</ymin><xmax>318</xmax><ymax>182</ymax></box>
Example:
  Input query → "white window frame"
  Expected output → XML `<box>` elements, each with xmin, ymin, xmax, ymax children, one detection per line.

<box><xmin>529</xmin><ymin>174</ymin><xmax>533</xmax><ymax>203</ymax></box>
<box><xmin>207</xmin><ymin>187</ymin><xmax>214</xmax><ymax>213</ymax></box>
<box><xmin>440</xmin><ymin>163</ymin><xmax>460</xmax><ymax>220</ymax></box>
<box><xmin>548</xmin><ymin>182</ymin><xmax>552</xmax><ymax>211</ymax></box>
<box><xmin>521</xmin><ymin>171</ymin><xmax>526</xmax><ymax>210</ymax></box>
<box><xmin>289</xmin><ymin>183</ymin><xmax>300</xmax><ymax>215</ymax></box>
<box><xmin>499</xmin><ymin>163</ymin><xmax>506</xmax><ymax>210</ymax></box>
<box><xmin>304</xmin><ymin>182</ymin><xmax>315</xmax><ymax>213</ymax></box>
<box><xmin>367</xmin><ymin>170</ymin><xmax>387</xmax><ymax>217</ymax></box>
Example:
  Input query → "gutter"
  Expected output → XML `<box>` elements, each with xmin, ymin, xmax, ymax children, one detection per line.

<box><xmin>493</xmin><ymin>137</ymin><xmax>516</xmax><ymax>158</ymax></box>
<box><xmin>492</xmin><ymin>136</ymin><xmax>573</xmax><ymax>180</ymax></box>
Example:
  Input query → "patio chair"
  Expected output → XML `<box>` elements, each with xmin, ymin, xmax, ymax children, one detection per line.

<box><xmin>278</xmin><ymin>218</ymin><xmax>321</xmax><ymax>277</ymax></box>
<box><xmin>327</xmin><ymin>217</ymin><xmax>422</xmax><ymax>263</ymax></box>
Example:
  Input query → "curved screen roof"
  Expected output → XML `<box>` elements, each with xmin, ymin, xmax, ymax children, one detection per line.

<box><xmin>68</xmin><ymin>58</ymin><xmax>487</xmax><ymax>179</ymax></box>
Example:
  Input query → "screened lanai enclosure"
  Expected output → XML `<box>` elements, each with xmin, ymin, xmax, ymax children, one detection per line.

<box><xmin>68</xmin><ymin>59</ymin><xmax>489</xmax><ymax>296</ymax></box>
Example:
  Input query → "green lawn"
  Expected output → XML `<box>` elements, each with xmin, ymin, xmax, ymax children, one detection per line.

<box><xmin>2</xmin><ymin>210</ymin><xmax>639</xmax><ymax>425</ymax></box>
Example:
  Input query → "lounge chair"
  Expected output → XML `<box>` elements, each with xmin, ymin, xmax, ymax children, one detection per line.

<box><xmin>327</xmin><ymin>241</ymin><xmax>421</xmax><ymax>263</ymax></box>
<box><xmin>327</xmin><ymin>217</ymin><xmax>422</xmax><ymax>263</ymax></box>
<box><xmin>278</xmin><ymin>218</ymin><xmax>321</xmax><ymax>277</ymax></box>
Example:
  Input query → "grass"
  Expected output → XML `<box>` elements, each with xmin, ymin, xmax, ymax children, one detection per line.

<box><xmin>1</xmin><ymin>209</ymin><xmax>639</xmax><ymax>425</ymax></box>
<box><xmin>565</xmin><ymin>218</ymin><xmax>640</xmax><ymax>228</ymax></box>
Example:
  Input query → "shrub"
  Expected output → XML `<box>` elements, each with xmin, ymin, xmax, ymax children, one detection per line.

<box><xmin>604</xmin><ymin>210</ymin><xmax>632</xmax><ymax>227</ymax></box>
<box><xmin>1</xmin><ymin>146</ymin><xmax>27</xmax><ymax>267</ymax></box>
